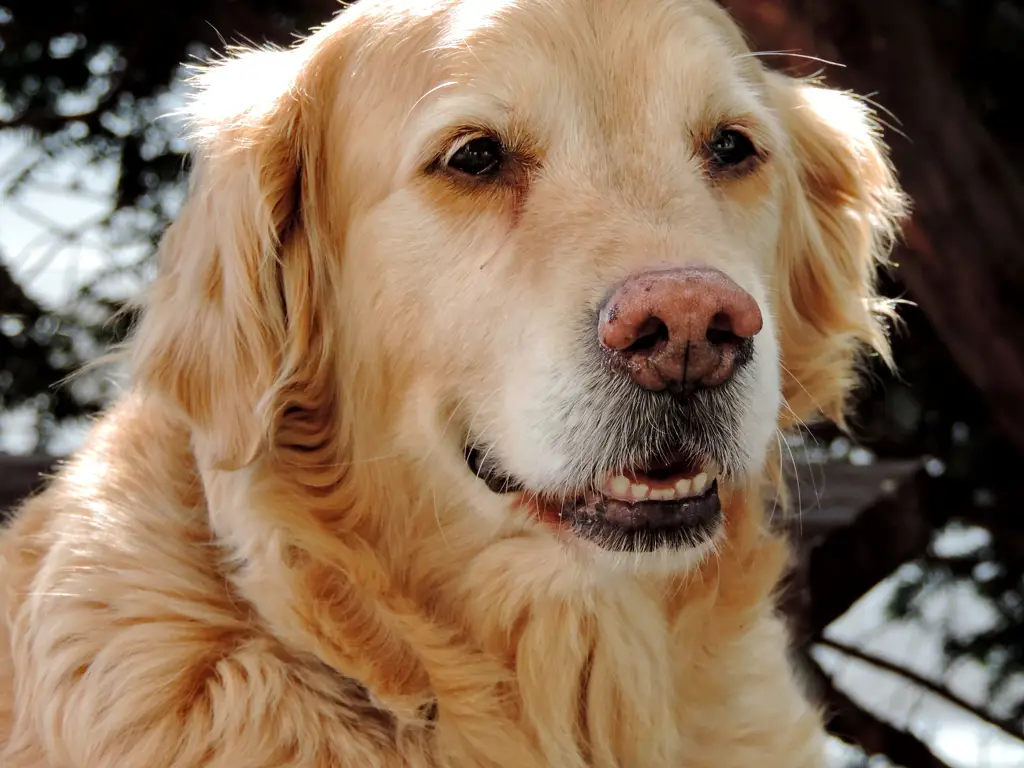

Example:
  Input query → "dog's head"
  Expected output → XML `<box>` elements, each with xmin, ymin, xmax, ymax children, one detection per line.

<box><xmin>132</xmin><ymin>0</ymin><xmax>905</xmax><ymax>568</ymax></box>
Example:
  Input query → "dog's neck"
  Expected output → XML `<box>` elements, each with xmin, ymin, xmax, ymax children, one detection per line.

<box><xmin>192</xmin><ymin>431</ymin><xmax>823</xmax><ymax>765</ymax></box>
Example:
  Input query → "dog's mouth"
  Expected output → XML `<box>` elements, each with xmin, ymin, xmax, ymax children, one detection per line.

<box><xmin>464</xmin><ymin>446</ymin><xmax>722</xmax><ymax>552</ymax></box>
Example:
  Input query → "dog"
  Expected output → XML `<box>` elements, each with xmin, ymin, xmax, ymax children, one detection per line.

<box><xmin>0</xmin><ymin>0</ymin><xmax>907</xmax><ymax>765</ymax></box>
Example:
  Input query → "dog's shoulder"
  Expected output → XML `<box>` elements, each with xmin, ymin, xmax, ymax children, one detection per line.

<box><xmin>0</xmin><ymin>398</ymin><xmax>430</xmax><ymax>767</ymax></box>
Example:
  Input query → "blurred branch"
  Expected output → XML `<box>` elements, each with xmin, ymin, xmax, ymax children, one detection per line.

<box><xmin>798</xmin><ymin>646</ymin><xmax>954</xmax><ymax>768</ymax></box>
<box><xmin>816</xmin><ymin>635</ymin><xmax>1024</xmax><ymax>742</ymax></box>
<box><xmin>0</xmin><ymin>255</ymin><xmax>102</xmax><ymax>428</ymax></box>
<box><xmin>0</xmin><ymin>257</ymin><xmax>42</xmax><ymax>317</ymax></box>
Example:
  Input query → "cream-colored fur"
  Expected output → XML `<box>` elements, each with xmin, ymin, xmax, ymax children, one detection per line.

<box><xmin>0</xmin><ymin>0</ymin><xmax>906</xmax><ymax>765</ymax></box>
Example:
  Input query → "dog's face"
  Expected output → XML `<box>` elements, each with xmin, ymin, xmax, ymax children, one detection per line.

<box><xmin>134</xmin><ymin>0</ymin><xmax>904</xmax><ymax>568</ymax></box>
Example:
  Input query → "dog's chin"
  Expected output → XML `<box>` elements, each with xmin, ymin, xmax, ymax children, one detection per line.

<box><xmin>465</xmin><ymin>447</ymin><xmax>724</xmax><ymax>555</ymax></box>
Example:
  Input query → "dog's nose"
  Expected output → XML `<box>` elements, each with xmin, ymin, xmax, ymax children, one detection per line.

<box><xmin>598</xmin><ymin>268</ymin><xmax>763</xmax><ymax>393</ymax></box>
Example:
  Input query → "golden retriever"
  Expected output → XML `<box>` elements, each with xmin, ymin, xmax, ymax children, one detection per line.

<box><xmin>0</xmin><ymin>0</ymin><xmax>907</xmax><ymax>765</ymax></box>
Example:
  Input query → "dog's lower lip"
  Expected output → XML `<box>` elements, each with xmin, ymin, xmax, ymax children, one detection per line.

<box><xmin>464</xmin><ymin>445</ymin><xmax>722</xmax><ymax>551</ymax></box>
<box><xmin>531</xmin><ymin>480</ymin><xmax>722</xmax><ymax>549</ymax></box>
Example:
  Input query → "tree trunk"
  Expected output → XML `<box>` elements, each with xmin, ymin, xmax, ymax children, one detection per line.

<box><xmin>724</xmin><ymin>0</ymin><xmax>1024</xmax><ymax>453</ymax></box>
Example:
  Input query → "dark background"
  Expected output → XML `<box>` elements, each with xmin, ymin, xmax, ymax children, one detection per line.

<box><xmin>2</xmin><ymin>1</ymin><xmax>1023</xmax><ymax>765</ymax></box>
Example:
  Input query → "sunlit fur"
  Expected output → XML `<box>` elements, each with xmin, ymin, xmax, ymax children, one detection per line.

<box><xmin>0</xmin><ymin>0</ymin><xmax>906</xmax><ymax>765</ymax></box>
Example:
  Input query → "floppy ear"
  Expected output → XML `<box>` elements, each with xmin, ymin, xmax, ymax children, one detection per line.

<box><xmin>131</xmin><ymin>41</ymin><xmax>340</xmax><ymax>468</ymax></box>
<box><xmin>769</xmin><ymin>74</ymin><xmax>908</xmax><ymax>429</ymax></box>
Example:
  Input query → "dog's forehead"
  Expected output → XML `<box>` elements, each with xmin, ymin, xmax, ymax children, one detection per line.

<box><xmin>439</xmin><ymin>0</ymin><xmax>746</xmax><ymax>47</ymax></box>
<box><xmin>438</xmin><ymin>0</ymin><xmax>756</xmax><ymax>84</ymax></box>
<box><xmin>423</xmin><ymin>0</ymin><xmax>766</xmax><ymax>136</ymax></box>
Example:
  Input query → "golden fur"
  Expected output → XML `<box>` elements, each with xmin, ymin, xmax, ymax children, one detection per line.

<box><xmin>0</xmin><ymin>0</ymin><xmax>906</xmax><ymax>765</ymax></box>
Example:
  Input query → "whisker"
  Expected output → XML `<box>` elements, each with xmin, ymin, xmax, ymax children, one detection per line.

<box><xmin>401</xmin><ymin>80</ymin><xmax>458</xmax><ymax>132</ymax></box>
<box><xmin>430</xmin><ymin>484</ymin><xmax>450</xmax><ymax>548</ymax></box>
<box><xmin>778</xmin><ymin>362</ymin><xmax>825</xmax><ymax>427</ymax></box>
<box><xmin>856</xmin><ymin>92</ymin><xmax>912</xmax><ymax>143</ymax></box>
<box><xmin>737</xmin><ymin>50</ymin><xmax>845</xmax><ymax>69</ymax></box>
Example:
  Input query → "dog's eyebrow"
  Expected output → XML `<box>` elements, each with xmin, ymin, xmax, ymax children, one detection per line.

<box><xmin>400</xmin><ymin>91</ymin><xmax>519</xmax><ymax>173</ymax></box>
<box><xmin>401</xmin><ymin>80</ymin><xmax>460</xmax><ymax>135</ymax></box>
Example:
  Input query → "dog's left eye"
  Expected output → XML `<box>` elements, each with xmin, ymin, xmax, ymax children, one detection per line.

<box><xmin>707</xmin><ymin>129</ymin><xmax>758</xmax><ymax>170</ymax></box>
<box><xmin>447</xmin><ymin>137</ymin><xmax>504</xmax><ymax>177</ymax></box>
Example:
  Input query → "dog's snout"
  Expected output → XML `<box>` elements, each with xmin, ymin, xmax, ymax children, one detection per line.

<box><xmin>598</xmin><ymin>268</ymin><xmax>763</xmax><ymax>393</ymax></box>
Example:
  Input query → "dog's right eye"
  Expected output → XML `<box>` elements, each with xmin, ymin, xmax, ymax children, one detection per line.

<box><xmin>446</xmin><ymin>137</ymin><xmax>504</xmax><ymax>177</ymax></box>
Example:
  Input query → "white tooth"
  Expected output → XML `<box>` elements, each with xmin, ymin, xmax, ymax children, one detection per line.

<box><xmin>692</xmin><ymin>473</ymin><xmax>708</xmax><ymax>493</ymax></box>
<box><xmin>675</xmin><ymin>478</ymin><xmax>691</xmax><ymax>496</ymax></box>
<box><xmin>630</xmin><ymin>483</ymin><xmax>649</xmax><ymax>500</ymax></box>
<box><xmin>610</xmin><ymin>475</ymin><xmax>631</xmax><ymax>496</ymax></box>
<box><xmin>649</xmin><ymin>489</ymin><xmax>676</xmax><ymax>501</ymax></box>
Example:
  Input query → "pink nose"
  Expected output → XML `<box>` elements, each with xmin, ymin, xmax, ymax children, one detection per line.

<box><xmin>598</xmin><ymin>268</ymin><xmax>763</xmax><ymax>393</ymax></box>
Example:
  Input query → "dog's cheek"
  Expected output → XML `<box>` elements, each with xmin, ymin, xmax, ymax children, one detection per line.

<box><xmin>480</xmin><ymin>314</ymin><xmax>594</xmax><ymax>490</ymax></box>
<box><xmin>737</xmin><ymin>316</ymin><xmax>782</xmax><ymax>476</ymax></box>
<box><xmin>354</xmin><ymin>195</ymin><xmax>521</xmax><ymax>363</ymax></box>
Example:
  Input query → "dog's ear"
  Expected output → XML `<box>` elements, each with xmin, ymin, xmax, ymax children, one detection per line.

<box><xmin>131</xmin><ymin>40</ymin><xmax>341</xmax><ymax>468</ymax></box>
<box><xmin>769</xmin><ymin>74</ymin><xmax>908</xmax><ymax>428</ymax></box>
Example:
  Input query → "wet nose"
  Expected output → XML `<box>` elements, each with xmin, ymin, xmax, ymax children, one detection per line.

<box><xmin>598</xmin><ymin>267</ymin><xmax>763</xmax><ymax>393</ymax></box>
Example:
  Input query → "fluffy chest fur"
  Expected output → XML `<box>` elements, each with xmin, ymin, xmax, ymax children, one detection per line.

<box><xmin>0</xmin><ymin>401</ymin><xmax>824</xmax><ymax>767</ymax></box>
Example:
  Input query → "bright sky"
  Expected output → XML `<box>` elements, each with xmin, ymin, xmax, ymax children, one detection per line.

<box><xmin>0</xmin><ymin>132</ymin><xmax>121</xmax><ymax>309</ymax></box>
